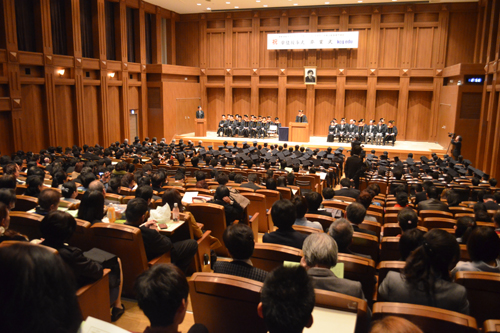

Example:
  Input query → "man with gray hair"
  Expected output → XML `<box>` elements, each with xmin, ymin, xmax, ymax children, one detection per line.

<box><xmin>328</xmin><ymin>218</ymin><xmax>371</xmax><ymax>259</ymax></box>
<box><xmin>300</xmin><ymin>233</ymin><xmax>366</xmax><ymax>300</ymax></box>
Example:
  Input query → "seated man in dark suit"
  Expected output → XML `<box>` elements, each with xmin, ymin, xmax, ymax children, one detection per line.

<box><xmin>346</xmin><ymin>203</ymin><xmax>377</xmax><ymax>236</ymax></box>
<box><xmin>417</xmin><ymin>186</ymin><xmax>450</xmax><ymax>212</ymax></box>
<box><xmin>213</xmin><ymin>223</ymin><xmax>268</xmax><ymax>282</ymax></box>
<box><xmin>335</xmin><ymin>178</ymin><xmax>361</xmax><ymax>199</ymax></box>
<box><xmin>240</xmin><ymin>173</ymin><xmax>261</xmax><ymax>191</ymax></box>
<box><xmin>263</xmin><ymin>199</ymin><xmax>307</xmax><ymax>250</ymax></box>
<box><xmin>135</xmin><ymin>264</ymin><xmax>208</xmax><ymax>333</ymax></box>
<box><xmin>483</xmin><ymin>193</ymin><xmax>500</xmax><ymax>211</ymax></box>
<box><xmin>301</xmin><ymin>233</ymin><xmax>367</xmax><ymax>301</ymax></box>
<box><xmin>124</xmin><ymin>198</ymin><xmax>198</xmax><ymax>272</ymax></box>
<box><xmin>305</xmin><ymin>191</ymin><xmax>332</xmax><ymax>217</ymax></box>
<box><xmin>328</xmin><ymin>218</ymin><xmax>371</xmax><ymax>259</ymax></box>
<box><xmin>257</xmin><ymin>266</ymin><xmax>314</xmax><ymax>333</ymax></box>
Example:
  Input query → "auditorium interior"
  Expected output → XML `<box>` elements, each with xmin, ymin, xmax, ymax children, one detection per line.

<box><xmin>1</xmin><ymin>0</ymin><xmax>500</xmax><ymax>332</ymax></box>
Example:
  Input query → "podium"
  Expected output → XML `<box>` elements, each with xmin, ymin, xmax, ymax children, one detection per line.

<box><xmin>289</xmin><ymin>122</ymin><xmax>310</xmax><ymax>142</ymax></box>
<box><xmin>195</xmin><ymin>119</ymin><xmax>207</xmax><ymax>137</ymax></box>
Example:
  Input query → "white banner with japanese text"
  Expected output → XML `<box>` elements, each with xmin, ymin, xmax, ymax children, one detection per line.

<box><xmin>267</xmin><ymin>31</ymin><xmax>359</xmax><ymax>50</ymax></box>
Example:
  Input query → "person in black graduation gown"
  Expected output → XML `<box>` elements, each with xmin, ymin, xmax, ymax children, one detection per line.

<box><xmin>327</xmin><ymin>121</ymin><xmax>336</xmax><ymax>142</ymax></box>
<box><xmin>295</xmin><ymin>110</ymin><xmax>308</xmax><ymax>123</ymax></box>
<box><xmin>383</xmin><ymin>120</ymin><xmax>398</xmax><ymax>146</ymax></box>
<box><xmin>451</xmin><ymin>135</ymin><xmax>462</xmax><ymax>160</ymax></box>
<box><xmin>217</xmin><ymin>115</ymin><xmax>227</xmax><ymax>137</ymax></box>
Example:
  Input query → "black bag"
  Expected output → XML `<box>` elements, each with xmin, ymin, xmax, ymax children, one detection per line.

<box><xmin>84</xmin><ymin>247</ymin><xmax>121</xmax><ymax>289</ymax></box>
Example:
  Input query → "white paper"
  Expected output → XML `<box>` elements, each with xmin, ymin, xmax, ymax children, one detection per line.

<box><xmin>182</xmin><ymin>191</ymin><xmax>199</xmax><ymax>204</ymax></box>
<box><xmin>268</xmin><ymin>31</ymin><xmax>359</xmax><ymax>50</ymax></box>
<box><xmin>319</xmin><ymin>172</ymin><xmax>327</xmax><ymax>180</ymax></box>
<box><xmin>292</xmin><ymin>189</ymin><xmax>298</xmax><ymax>195</ymax></box>
<box><xmin>305</xmin><ymin>307</ymin><xmax>357</xmax><ymax>333</ymax></box>
<box><xmin>80</xmin><ymin>317</ymin><xmax>130</xmax><ymax>333</ymax></box>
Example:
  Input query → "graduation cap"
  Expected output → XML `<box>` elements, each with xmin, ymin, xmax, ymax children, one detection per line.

<box><xmin>457</xmin><ymin>168</ymin><xmax>467</xmax><ymax>176</ymax></box>
<box><xmin>407</xmin><ymin>160</ymin><xmax>415</xmax><ymax>166</ymax></box>
<box><xmin>313</xmin><ymin>159</ymin><xmax>322</xmax><ymax>167</ymax></box>
<box><xmin>242</xmin><ymin>154</ymin><xmax>251</xmax><ymax>161</ymax></box>
<box><xmin>251</xmin><ymin>154</ymin><xmax>259</xmax><ymax>161</ymax></box>
<box><xmin>271</xmin><ymin>149</ymin><xmax>278</xmax><ymax>155</ymax></box>
<box><xmin>420</xmin><ymin>156</ymin><xmax>430</xmax><ymax>164</ymax></box>
<box><xmin>318</xmin><ymin>151</ymin><xmax>327</xmax><ymax>158</ymax></box>
<box><xmin>218</xmin><ymin>146</ymin><xmax>224</xmax><ymax>151</ymax></box>
<box><xmin>212</xmin><ymin>151</ymin><xmax>220</xmax><ymax>157</ymax></box>
<box><xmin>243</xmin><ymin>149</ymin><xmax>250</xmax><ymax>154</ymax></box>
<box><xmin>463</xmin><ymin>159</ymin><xmax>472</xmax><ymax>167</ymax></box>
<box><xmin>261</xmin><ymin>149</ymin><xmax>268</xmax><ymax>155</ymax></box>
<box><xmin>292</xmin><ymin>158</ymin><xmax>300</xmax><ymax>165</ymax></box>
<box><xmin>446</xmin><ymin>167</ymin><xmax>459</xmax><ymax>178</ymax></box>
<box><xmin>283</xmin><ymin>150</ymin><xmax>291</xmax><ymax>157</ymax></box>
<box><xmin>277</xmin><ymin>152</ymin><xmax>285</xmax><ymax>160</ymax></box>
<box><xmin>224</xmin><ymin>152</ymin><xmax>232</xmax><ymax>158</ymax></box>
<box><xmin>303</xmin><ymin>160</ymin><xmax>312</xmax><ymax>167</ymax></box>
<box><xmin>231</xmin><ymin>148</ymin><xmax>238</xmax><ymax>153</ymax></box>
<box><xmin>207</xmin><ymin>146</ymin><xmax>213</xmax><ymax>151</ymax></box>
<box><xmin>270</xmin><ymin>157</ymin><xmax>278</xmax><ymax>163</ymax></box>
<box><xmin>249</xmin><ymin>147</ymin><xmax>257</xmax><ymax>152</ymax></box>
<box><xmin>285</xmin><ymin>157</ymin><xmax>293</xmax><ymax>164</ymax></box>
<box><xmin>322</xmin><ymin>159</ymin><xmax>332</xmax><ymax>167</ymax></box>
<box><xmin>327</xmin><ymin>154</ymin><xmax>335</xmax><ymax>159</ymax></box>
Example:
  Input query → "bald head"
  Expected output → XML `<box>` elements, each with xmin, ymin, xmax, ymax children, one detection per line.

<box><xmin>328</xmin><ymin>218</ymin><xmax>353</xmax><ymax>251</ymax></box>
<box><xmin>89</xmin><ymin>180</ymin><xmax>105</xmax><ymax>195</ymax></box>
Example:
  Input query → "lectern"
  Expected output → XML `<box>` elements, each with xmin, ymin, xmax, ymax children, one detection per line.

<box><xmin>289</xmin><ymin>122</ymin><xmax>310</xmax><ymax>142</ymax></box>
<box><xmin>195</xmin><ymin>119</ymin><xmax>207</xmax><ymax>137</ymax></box>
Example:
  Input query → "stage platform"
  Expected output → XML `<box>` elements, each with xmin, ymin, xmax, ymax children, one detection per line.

<box><xmin>175</xmin><ymin>132</ymin><xmax>447</xmax><ymax>159</ymax></box>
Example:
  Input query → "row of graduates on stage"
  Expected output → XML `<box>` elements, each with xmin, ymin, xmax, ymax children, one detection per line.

<box><xmin>217</xmin><ymin>114</ymin><xmax>281</xmax><ymax>138</ymax></box>
<box><xmin>327</xmin><ymin>117</ymin><xmax>398</xmax><ymax>146</ymax></box>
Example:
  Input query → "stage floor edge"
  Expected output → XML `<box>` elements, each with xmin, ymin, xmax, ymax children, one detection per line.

<box><xmin>175</xmin><ymin>132</ymin><xmax>447</xmax><ymax>158</ymax></box>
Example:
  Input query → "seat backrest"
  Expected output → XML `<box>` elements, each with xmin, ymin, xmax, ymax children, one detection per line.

<box><xmin>276</xmin><ymin>187</ymin><xmax>292</xmax><ymax>200</ymax></box>
<box><xmin>15</xmin><ymin>184</ymin><xmax>27</xmax><ymax>195</ymax></box>
<box><xmin>419</xmin><ymin>210</ymin><xmax>454</xmax><ymax>220</ymax></box>
<box><xmin>9</xmin><ymin>211</ymin><xmax>44</xmax><ymax>240</ymax></box>
<box><xmin>187</xmin><ymin>203</ymin><xmax>229</xmax><ymax>257</ymax></box>
<box><xmin>251</xmin><ymin>243</ymin><xmax>303</xmax><ymax>272</ymax></box>
<box><xmin>376</xmin><ymin>261</ymin><xmax>406</xmax><ymax>285</ymax></box>
<box><xmin>305</xmin><ymin>213</ymin><xmax>335</xmax><ymax>232</ymax></box>
<box><xmin>335</xmin><ymin>196</ymin><xmax>356</xmax><ymax>203</ymax></box>
<box><xmin>455</xmin><ymin>271</ymin><xmax>500</xmax><ymax>326</ymax></box>
<box><xmin>373</xmin><ymin>302</ymin><xmax>478</xmax><ymax>333</ymax></box>
<box><xmin>449</xmin><ymin>206</ymin><xmax>474</xmax><ymax>216</ymax></box>
<box><xmin>256</xmin><ymin>189</ymin><xmax>280</xmax><ymax>212</ymax></box>
<box><xmin>382</xmin><ymin>223</ymin><xmax>401</xmax><ymax>237</ymax></box>
<box><xmin>422</xmin><ymin>217</ymin><xmax>456</xmax><ymax>230</ymax></box>
<box><xmin>241</xmin><ymin>193</ymin><xmax>268</xmax><ymax>233</ymax></box>
<box><xmin>322</xmin><ymin>201</ymin><xmax>350</xmax><ymax>211</ymax></box>
<box><xmin>314</xmin><ymin>289</ymin><xmax>370</xmax><ymax>333</ymax></box>
<box><xmin>12</xmin><ymin>195</ymin><xmax>38</xmax><ymax>212</ymax></box>
<box><xmin>292</xmin><ymin>224</ymin><xmax>323</xmax><ymax>235</ymax></box>
<box><xmin>337</xmin><ymin>253</ymin><xmax>376</xmax><ymax>301</ymax></box>
<box><xmin>484</xmin><ymin>320</ymin><xmax>500</xmax><ymax>333</ymax></box>
<box><xmin>90</xmin><ymin>223</ymin><xmax>148</xmax><ymax>297</ymax></box>
<box><xmin>359</xmin><ymin>221</ymin><xmax>381</xmax><ymax>238</ymax></box>
<box><xmin>459</xmin><ymin>244</ymin><xmax>471</xmax><ymax>261</ymax></box>
<box><xmin>189</xmin><ymin>273</ymin><xmax>266</xmax><ymax>333</ymax></box>
<box><xmin>68</xmin><ymin>219</ymin><xmax>92</xmax><ymax>252</ymax></box>
<box><xmin>121</xmin><ymin>195</ymin><xmax>135</xmax><ymax>204</ymax></box>
<box><xmin>350</xmin><ymin>232</ymin><xmax>379</xmax><ymax>263</ymax></box>
<box><xmin>384</xmin><ymin>213</ymin><xmax>398</xmax><ymax>224</ymax></box>
<box><xmin>380</xmin><ymin>236</ymin><xmax>401</xmax><ymax>261</ymax></box>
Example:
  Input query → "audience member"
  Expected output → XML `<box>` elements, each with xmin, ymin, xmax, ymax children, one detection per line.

<box><xmin>455</xmin><ymin>216</ymin><xmax>476</xmax><ymax>244</ymax></box>
<box><xmin>483</xmin><ymin>193</ymin><xmax>499</xmax><ymax>210</ymax></box>
<box><xmin>379</xmin><ymin>229</ymin><xmax>469</xmax><ymax>314</ymax></box>
<box><xmin>370</xmin><ymin>316</ymin><xmax>423</xmax><ymax>333</ymax></box>
<box><xmin>417</xmin><ymin>186</ymin><xmax>449</xmax><ymax>212</ymax></box>
<box><xmin>399</xmin><ymin>228</ymin><xmax>425</xmax><ymax>261</ymax></box>
<box><xmin>263</xmin><ymin>199</ymin><xmax>307</xmax><ymax>249</ymax></box>
<box><xmin>394</xmin><ymin>191</ymin><xmax>409</xmax><ymax>208</ymax></box>
<box><xmin>0</xmin><ymin>188</ymin><xmax>16</xmax><ymax>210</ymax></box>
<box><xmin>135</xmin><ymin>264</ymin><xmax>208</xmax><ymax>333</ymax></box>
<box><xmin>24</xmin><ymin>175</ymin><xmax>43</xmax><ymax>198</ymax></box>
<box><xmin>77</xmin><ymin>190</ymin><xmax>105</xmax><ymax>225</ymax></box>
<box><xmin>301</xmin><ymin>233</ymin><xmax>366</xmax><ymax>300</ymax></box>
<box><xmin>61</xmin><ymin>181</ymin><xmax>79</xmax><ymax>203</ymax></box>
<box><xmin>208</xmin><ymin>186</ymin><xmax>244</xmax><ymax>224</ymax></box>
<box><xmin>335</xmin><ymin>178</ymin><xmax>360</xmax><ymax>199</ymax></box>
<box><xmin>346</xmin><ymin>203</ymin><xmax>376</xmax><ymax>236</ymax></box>
<box><xmin>328</xmin><ymin>218</ymin><xmax>371</xmax><ymax>259</ymax></box>
<box><xmin>397</xmin><ymin>208</ymin><xmax>418</xmax><ymax>232</ymax></box>
<box><xmin>258</xmin><ymin>266</ymin><xmax>314</xmax><ymax>333</ymax></box>
<box><xmin>292</xmin><ymin>195</ymin><xmax>322</xmax><ymax>230</ymax></box>
<box><xmin>213</xmin><ymin>223</ymin><xmax>267</xmax><ymax>282</ymax></box>
<box><xmin>0</xmin><ymin>202</ymin><xmax>27</xmax><ymax>243</ymax></box>
<box><xmin>34</xmin><ymin>188</ymin><xmax>60</xmax><ymax>216</ymax></box>
<box><xmin>125</xmin><ymin>198</ymin><xmax>197</xmax><ymax>272</ymax></box>
<box><xmin>240</xmin><ymin>173</ymin><xmax>261</xmax><ymax>191</ymax></box>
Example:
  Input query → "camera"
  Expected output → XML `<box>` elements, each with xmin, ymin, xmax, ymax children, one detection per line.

<box><xmin>447</xmin><ymin>132</ymin><xmax>455</xmax><ymax>138</ymax></box>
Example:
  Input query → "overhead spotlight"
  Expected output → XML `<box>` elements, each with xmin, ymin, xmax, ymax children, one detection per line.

<box><xmin>56</xmin><ymin>69</ymin><xmax>65</xmax><ymax>76</ymax></box>
<box><xmin>263</xmin><ymin>4</ymin><xmax>268</xmax><ymax>6</ymax></box>
<box><xmin>108</xmin><ymin>72</ymin><xmax>115</xmax><ymax>78</ymax></box>
<box><xmin>197</xmin><ymin>3</ymin><xmax>201</xmax><ymax>5</ymax></box>
<box><xmin>293</xmin><ymin>3</ymin><xmax>298</xmax><ymax>5</ymax></box>
<box><xmin>226</xmin><ymin>1</ymin><xmax>230</xmax><ymax>3</ymax></box>
<box><xmin>325</xmin><ymin>1</ymin><xmax>330</xmax><ymax>3</ymax></box>
<box><xmin>207</xmin><ymin>7</ymin><xmax>211</xmax><ymax>10</ymax></box>
<box><xmin>235</xmin><ymin>5</ymin><xmax>239</xmax><ymax>7</ymax></box>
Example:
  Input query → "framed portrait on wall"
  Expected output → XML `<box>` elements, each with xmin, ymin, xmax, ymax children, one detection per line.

<box><xmin>304</xmin><ymin>67</ymin><xmax>317</xmax><ymax>85</ymax></box>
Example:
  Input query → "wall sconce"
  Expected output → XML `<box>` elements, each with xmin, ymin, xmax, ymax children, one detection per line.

<box><xmin>56</xmin><ymin>69</ymin><xmax>65</xmax><ymax>76</ymax></box>
<box><xmin>108</xmin><ymin>72</ymin><xmax>115</xmax><ymax>78</ymax></box>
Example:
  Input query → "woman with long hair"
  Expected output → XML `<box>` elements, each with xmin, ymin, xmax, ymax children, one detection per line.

<box><xmin>378</xmin><ymin>229</ymin><xmax>469</xmax><ymax>314</ymax></box>
<box><xmin>77</xmin><ymin>190</ymin><xmax>105</xmax><ymax>225</ymax></box>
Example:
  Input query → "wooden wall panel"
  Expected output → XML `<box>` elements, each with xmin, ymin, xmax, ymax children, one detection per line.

<box><xmin>82</xmin><ymin>86</ymin><xmax>102</xmax><ymax>145</ymax></box>
<box><xmin>406</xmin><ymin>91</ymin><xmax>432</xmax><ymax>141</ymax></box>
<box><xmin>207</xmin><ymin>32</ymin><xmax>225</xmax><ymax>68</ymax></box>
<box><xmin>128</xmin><ymin>86</ymin><xmax>140</xmax><ymax>109</ymax></box>
<box><xmin>347</xmin><ymin>29</ymin><xmax>370</xmax><ymax>68</ymax></box>
<box><xmin>176</xmin><ymin>21</ymin><xmax>200</xmax><ymax>67</ymax></box>
<box><xmin>412</xmin><ymin>27</ymin><xmax>438</xmax><ymax>68</ymax></box>
<box><xmin>232</xmin><ymin>32</ymin><xmax>251</xmax><ymax>68</ymax></box>
<box><xmin>232</xmin><ymin>88</ymin><xmax>251</xmax><ymax>116</ymax></box>
<box><xmin>344</xmin><ymin>90</ymin><xmax>367</xmax><ymax>121</ymax></box>
<box><xmin>0</xmin><ymin>112</ymin><xmax>14</xmax><ymax>156</ymax></box>
<box><xmin>54</xmin><ymin>85</ymin><xmax>77</xmax><ymax>147</ymax></box>
<box><xmin>286</xmin><ymin>89</ymin><xmax>306</xmax><ymax>125</ymax></box>
<box><xmin>259</xmin><ymin>31</ymin><xmax>279</xmax><ymax>68</ymax></box>
<box><xmin>379</xmin><ymin>28</ymin><xmax>403</xmax><ymax>68</ymax></box>
<box><xmin>207</xmin><ymin>88</ymin><xmax>224</xmax><ymax>131</ymax></box>
<box><xmin>375</xmin><ymin>90</ymin><xmax>398</xmax><ymax>122</ymax></box>
<box><xmin>314</xmin><ymin>89</ymin><xmax>335</xmax><ymax>136</ymax></box>
<box><xmin>259</xmin><ymin>88</ymin><xmax>278</xmax><ymax>119</ymax></box>
<box><xmin>446</xmin><ymin>12</ymin><xmax>477</xmax><ymax>67</ymax></box>
<box><xmin>21</xmin><ymin>85</ymin><xmax>50</xmax><ymax>152</ymax></box>
<box><xmin>107</xmin><ymin>86</ymin><xmax>122</xmax><ymax>143</ymax></box>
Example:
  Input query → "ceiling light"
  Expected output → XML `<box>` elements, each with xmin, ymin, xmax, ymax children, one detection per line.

<box><xmin>256</xmin><ymin>0</ymin><xmax>260</xmax><ymax>2</ymax></box>
<box><xmin>226</xmin><ymin>1</ymin><xmax>230</xmax><ymax>3</ymax></box>
<box><xmin>358</xmin><ymin>1</ymin><xmax>362</xmax><ymax>2</ymax></box>
<box><xmin>235</xmin><ymin>5</ymin><xmax>239</xmax><ymax>7</ymax></box>
<box><xmin>325</xmin><ymin>1</ymin><xmax>329</xmax><ymax>3</ymax></box>
<box><xmin>263</xmin><ymin>4</ymin><xmax>268</xmax><ymax>6</ymax></box>
<box><xmin>293</xmin><ymin>3</ymin><xmax>298</xmax><ymax>5</ymax></box>
<box><xmin>197</xmin><ymin>3</ymin><xmax>201</xmax><ymax>5</ymax></box>
<box><xmin>207</xmin><ymin>7</ymin><xmax>211</xmax><ymax>10</ymax></box>
<box><xmin>108</xmin><ymin>72</ymin><xmax>115</xmax><ymax>78</ymax></box>
<box><xmin>56</xmin><ymin>69</ymin><xmax>65</xmax><ymax>76</ymax></box>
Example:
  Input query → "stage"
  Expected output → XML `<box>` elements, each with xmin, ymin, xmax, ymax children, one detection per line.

<box><xmin>175</xmin><ymin>132</ymin><xmax>447</xmax><ymax>158</ymax></box>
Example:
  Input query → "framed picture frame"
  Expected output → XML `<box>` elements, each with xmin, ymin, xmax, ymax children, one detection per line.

<box><xmin>304</xmin><ymin>67</ymin><xmax>317</xmax><ymax>85</ymax></box>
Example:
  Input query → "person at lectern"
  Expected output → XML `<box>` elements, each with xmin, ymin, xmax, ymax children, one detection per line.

<box><xmin>196</xmin><ymin>105</ymin><xmax>205</xmax><ymax>119</ymax></box>
<box><xmin>295</xmin><ymin>110</ymin><xmax>308</xmax><ymax>123</ymax></box>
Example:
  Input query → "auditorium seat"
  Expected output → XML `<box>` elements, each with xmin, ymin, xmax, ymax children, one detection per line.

<box><xmin>90</xmin><ymin>223</ymin><xmax>171</xmax><ymax>297</ymax></box>
<box><xmin>376</xmin><ymin>261</ymin><xmax>405</xmax><ymax>285</ymax></box>
<box><xmin>419</xmin><ymin>210</ymin><xmax>454</xmax><ymax>220</ymax></box>
<box><xmin>305</xmin><ymin>213</ymin><xmax>335</xmax><ymax>231</ymax></box>
<box><xmin>241</xmin><ymin>192</ymin><xmax>268</xmax><ymax>233</ymax></box>
<box><xmin>449</xmin><ymin>206</ymin><xmax>474</xmax><ymax>216</ymax></box>
<box><xmin>322</xmin><ymin>200</ymin><xmax>350</xmax><ymax>211</ymax></box>
<box><xmin>237</xmin><ymin>187</ymin><xmax>255</xmax><ymax>193</ymax></box>
<box><xmin>15</xmin><ymin>184</ymin><xmax>27</xmax><ymax>195</ymax></box>
<box><xmin>105</xmin><ymin>193</ymin><xmax>123</xmax><ymax>204</ymax></box>
<box><xmin>12</xmin><ymin>195</ymin><xmax>38</xmax><ymax>212</ymax></box>
<box><xmin>337</xmin><ymin>253</ymin><xmax>376</xmax><ymax>301</ymax></box>
<box><xmin>421</xmin><ymin>217</ymin><xmax>456</xmax><ymax>230</ymax></box>
<box><xmin>484</xmin><ymin>320</ymin><xmax>500</xmax><ymax>333</ymax></box>
<box><xmin>383</xmin><ymin>213</ymin><xmax>399</xmax><ymax>224</ymax></box>
<box><xmin>256</xmin><ymin>189</ymin><xmax>280</xmax><ymax>212</ymax></box>
<box><xmin>8</xmin><ymin>211</ymin><xmax>44</xmax><ymax>240</ymax></box>
<box><xmin>455</xmin><ymin>213</ymin><xmax>475</xmax><ymax>219</ymax></box>
<box><xmin>187</xmin><ymin>203</ymin><xmax>230</xmax><ymax>257</ymax></box>
<box><xmin>296</xmin><ymin>175</ymin><xmax>318</xmax><ymax>194</ymax></box>
<box><xmin>459</xmin><ymin>244</ymin><xmax>471</xmax><ymax>261</ymax></box>
<box><xmin>186</xmin><ymin>188</ymin><xmax>213</xmax><ymax>196</ymax></box>
<box><xmin>360</xmin><ymin>221</ymin><xmax>381</xmax><ymax>238</ymax></box>
<box><xmin>373</xmin><ymin>302</ymin><xmax>478</xmax><ymax>333</ymax></box>
<box><xmin>251</xmin><ymin>243</ymin><xmax>303</xmax><ymax>272</ymax></box>
<box><xmin>455</xmin><ymin>271</ymin><xmax>500</xmax><ymax>326</ymax></box>
<box><xmin>380</xmin><ymin>237</ymin><xmax>401</xmax><ymax>262</ymax></box>
<box><xmin>350</xmin><ymin>232</ymin><xmax>379</xmax><ymax>263</ymax></box>
<box><xmin>68</xmin><ymin>219</ymin><xmax>93</xmax><ymax>252</ymax></box>
<box><xmin>276</xmin><ymin>186</ymin><xmax>292</xmax><ymax>200</ymax></box>
<box><xmin>292</xmin><ymin>224</ymin><xmax>323</xmax><ymax>235</ymax></box>
<box><xmin>121</xmin><ymin>195</ymin><xmax>135</xmax><ymax>205</ymax></box>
